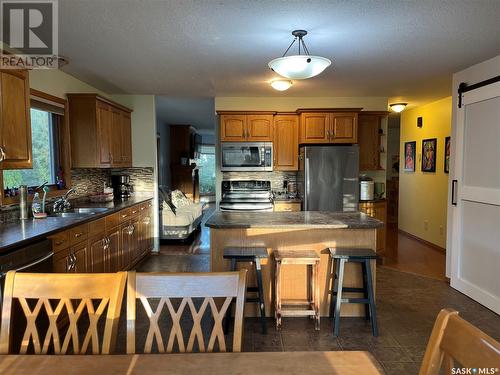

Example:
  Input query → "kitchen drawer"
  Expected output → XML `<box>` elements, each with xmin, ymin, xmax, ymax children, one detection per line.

<box><xmin>105</xmin><ymin>212</ymin><xmax>120</xmax><ymax>229</ymax></box>
<box><xmin>70</xmin><ymin>224</ymin><xmax>88</xmax><ymax>245</ymax></box>
<box><xmin>119</xmin><ymin>208</ymin><xmax>132</xmax><ymax>222</ymax></box>
<box><xmin>88</xmin><ymin>217</ymin><xmax>106</xmax><ymax>237</ymax></box>
<box><xmin>139</xmin><ymin>200</ymin><xmax>152</xmax><ymax>212</ymax></box>
<box><xmin>130</xmin><ymin>204</ymin><xmax>141</xmax><ymax>217</ymax></box>
<box><xmin>49</xmin><ymin>231</ymin><xmax>70</xmax><ymax>253</ymax></box>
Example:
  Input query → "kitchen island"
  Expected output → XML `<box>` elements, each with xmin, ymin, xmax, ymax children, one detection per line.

<box><xmin>206</xmin><ymin>211</ymin><xmax>383</xmax><ymax>317</ymax></box>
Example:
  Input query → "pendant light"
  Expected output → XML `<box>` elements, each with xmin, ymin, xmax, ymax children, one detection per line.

<box><xmin>268</xmin><ymin>30</ymin><xmax>331</xmax><ymax>80</ymax></box>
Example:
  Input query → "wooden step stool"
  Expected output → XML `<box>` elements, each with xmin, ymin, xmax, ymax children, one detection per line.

<box><xmin>273</xmin><ymin>249</ymin><xmax>320</xmax><ymax>330</ymax></box>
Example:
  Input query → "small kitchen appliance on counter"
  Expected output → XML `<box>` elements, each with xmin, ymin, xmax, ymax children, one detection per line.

<box><xmin>359</xmin><ymin>175</ymin><xmax>375</xmax><ymax>201</ymax></box>
<box><xmin>112</xmin><ymin>175</ymin><xmax>133</xmax><ymax>200</ymax></box>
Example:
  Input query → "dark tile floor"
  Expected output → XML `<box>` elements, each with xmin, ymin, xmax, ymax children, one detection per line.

<box><xmin>132</xmin><ymin>209</ymin><xmax>500</xmax><ymax>375</ymax></box>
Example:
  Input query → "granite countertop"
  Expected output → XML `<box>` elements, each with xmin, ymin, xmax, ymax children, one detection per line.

<box><xmin>205</xmin><ymin>211</ymin><xmax>383</xmax><ymax>229</ymax></box>
<box><xmin>0</xmin><ymin>195</ymin><xmax>154</xmax><ymax>253</ymax></box>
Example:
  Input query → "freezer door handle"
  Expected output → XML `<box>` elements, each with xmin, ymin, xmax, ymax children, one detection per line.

<box><xmin>451</xmin><ymin>179</ymin><xmax>458</xmax><ymax>206</ymax></box>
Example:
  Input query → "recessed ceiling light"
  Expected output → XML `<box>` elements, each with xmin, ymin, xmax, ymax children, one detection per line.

<box><xmin>270</xmin><ymin>79</ymin><xmax>293</xmax><ymax>91</ymax></box>
<box><xmin>390</xmin><ymin>103</ymin><xmax>408</xmax><ymax>113</ymax></box>
<box><xmin>268</xmin><ymin>30</ymin><xmax>331</xmax><ymax>80</ymax></box>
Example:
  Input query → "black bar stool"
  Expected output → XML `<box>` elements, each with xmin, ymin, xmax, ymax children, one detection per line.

<box><xmin>223</xmin><ymin>247</ymin><xmax>268</xmax><ymax>334</ymax></box>
<box><xmin>328</xmin><ymin>248</ymin><xmax>378</xmax><ymax>337</ymax></box>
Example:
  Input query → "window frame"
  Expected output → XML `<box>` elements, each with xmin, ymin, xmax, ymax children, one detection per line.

<box><xmin>0</xmin><ymin>89</ymin><xmax>72</xmax><ymax>206</ymax></box>
<box><xmin>197</xmin><ymin>143</ymin><xmax>216</xmax><ymax>196</ymax></box>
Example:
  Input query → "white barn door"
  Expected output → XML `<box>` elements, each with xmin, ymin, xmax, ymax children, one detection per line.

<box><xmin>450</xmin><ymin>80</ymin><xmax>500</xmax><ymax>314</ymax></box>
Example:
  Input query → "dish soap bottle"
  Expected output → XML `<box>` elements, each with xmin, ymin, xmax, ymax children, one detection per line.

<box><xmin>32</xmin><ymin>192</ymin><xmax>47</xmax><ymax>219</ymax></box>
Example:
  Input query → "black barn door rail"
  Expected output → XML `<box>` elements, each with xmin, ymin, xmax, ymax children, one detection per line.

<box><xmin>458</xmin><ymin>75</ymin><xmax>500</xmax><ymax>108</ymax></box>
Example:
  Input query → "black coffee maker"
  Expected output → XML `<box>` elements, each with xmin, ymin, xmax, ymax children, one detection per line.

<box><xmin>111</xmin><ymin>175</ymin><xmax>133</xmax><ymax>200</ymax></box>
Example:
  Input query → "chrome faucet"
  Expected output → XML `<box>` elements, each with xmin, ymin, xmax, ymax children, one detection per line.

<box><xmin>53</xmin><ymin>188</ymin><xmax>76</xmax><ymax>212</ymax></box>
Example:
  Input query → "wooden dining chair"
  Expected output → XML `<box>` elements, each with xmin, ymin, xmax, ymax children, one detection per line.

<box><xmin>419</xmin><ymin>308</ymin><xmax>500</xmax><ymax>375</ymax></box>
<box><xmin>127</xmin><ymin>270</ymin><xmax>247</xmax><ymax>354</ymax></box>
<box><xmin>0</xmin><ymin>271</ymin><xmax>127</xmax><ymax>355</ymax></box>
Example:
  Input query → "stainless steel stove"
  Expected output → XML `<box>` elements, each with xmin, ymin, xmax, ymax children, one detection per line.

<box><xmin>219</xmin><ymin>180</ymin><xmax>273</xmax><ymax>211</ymax></box>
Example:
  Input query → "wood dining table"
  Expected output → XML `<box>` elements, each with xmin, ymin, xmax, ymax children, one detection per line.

<box><xmin>0</xmin><ymin>351</ymin><xmax>384</xmax><ymax>374</ymax></box>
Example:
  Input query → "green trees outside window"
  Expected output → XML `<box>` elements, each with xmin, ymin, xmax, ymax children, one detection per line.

<box><xmin>3</xmin><ymin>109</ymin><xmax>57</xmax><ymax>189</ymax></box>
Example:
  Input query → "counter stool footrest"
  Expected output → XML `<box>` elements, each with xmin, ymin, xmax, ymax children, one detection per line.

<box><xmin>331</xmin><ymin>287</ymin><xmax>365</xmax><ymax>294</ymax></box>
<box><xmin>340</xmin><ymin>298</ymin><xmax>370</xmax><ymax>304</ymax></box>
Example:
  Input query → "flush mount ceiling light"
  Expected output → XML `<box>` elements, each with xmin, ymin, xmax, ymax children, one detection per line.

<box><xmin>270</xmin><ymin>79</ymin><xmax>293</xmax><ymax>91</ymax></box>
<box><xmin>268</xmin><ymin>30</ymin><xmax>331</xmax><ymax>80</ymax></box>
<box><xmin>390</xmin><ymin>103</ymin><xmax>408</xmax><ymax>113</ymax></box>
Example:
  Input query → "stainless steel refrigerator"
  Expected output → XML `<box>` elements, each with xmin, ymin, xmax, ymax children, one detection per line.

<box><xmin>297</xmin><ymin>145</ymin><xmax>359</xmax><ymax>211</ymax></box>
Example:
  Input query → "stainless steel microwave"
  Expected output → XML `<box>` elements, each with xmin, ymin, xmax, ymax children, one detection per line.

<box><xmin>221</xmin><ymin>142</ymin><xmax>273</xmax><ymax>172</ymax></box>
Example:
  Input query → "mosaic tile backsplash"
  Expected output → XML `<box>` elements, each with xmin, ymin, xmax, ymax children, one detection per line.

<box><xmin>0</xmin><ymin>167</ymin><xmax>154</xmax><ymax>223</ymax></box>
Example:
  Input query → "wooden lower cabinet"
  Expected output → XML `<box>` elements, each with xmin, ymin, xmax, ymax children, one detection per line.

<box><xmin>106</xmin><ymin>226</ymin><xmax>121</xmax><ymax>272</ymax></box>
<box><xmin>273</xmin><ymin>201</ymin><xmax>302</xmax><ymax>212</ymax></box>
<box><xmin>50</xmin><ymin>200</ymin><xmax>153</xmax><ymax>273</ymax></box>
<box><xmin>52</xmin><ymin>242</ymin><xmax>88</xmax><ymax>273</ymax></box>
<box><xmin>129</xmin><ymin>215</ymin><xmax>141</xmax><ymax>263</ymax></box>
<box><xmin>89</xmin><ymin>235</ymin><xmax>106</xmax><ymax>272</ymax></box>
<box><xmin>359</xmin><ymin>200</ymin><xmax>387</xmax><ymax>261</ymax></box>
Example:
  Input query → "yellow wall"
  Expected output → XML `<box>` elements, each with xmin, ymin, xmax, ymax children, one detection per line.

<box><xmin>399</xmin><ymin>96</ymin><xmax>451</xmax><ymax>248</ymax></box>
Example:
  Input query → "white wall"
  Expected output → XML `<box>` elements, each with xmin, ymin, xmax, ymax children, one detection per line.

<box><xmin>29</xmin><ymin>69</ymin><xmax>110</xmax><ymax>99</ymax></box>
<box><xmin>446</xmin><ymin>54</ymin><xmax>500</xmax><ymax>277</ymax></box>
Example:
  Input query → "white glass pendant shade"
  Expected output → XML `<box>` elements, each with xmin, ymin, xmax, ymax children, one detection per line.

<box><xmin>268</xmin><ymin>55</ymin><xmax>331</xmax><ymax>80</ymax></box>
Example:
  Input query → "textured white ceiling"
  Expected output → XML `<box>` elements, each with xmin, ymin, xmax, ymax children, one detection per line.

<box><xmin>155</xmin><ymin>96</ymin><xmax>215</xmax><ymax>130</ymax></box>
<box><xmin>59</xmin><ymin>0</ymin><xmax>500</xmax><ymax>105</ymax></box>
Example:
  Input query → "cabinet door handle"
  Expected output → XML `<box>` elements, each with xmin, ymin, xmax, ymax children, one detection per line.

<box><xmin>121</xmin><ymin>214</ymin><xmax>128</xmax><ymax>218</ymax></box>
<box><xmin>140</xmin><ymin>207</ymin><xmax>145</xmax><ymax>211</ymax></box>
<box><xmin>0</xmin><ymin>146</ymin><xmax>5</xmax><ymax>162</ymax></box>
<box><xmin>74</xmin><ymin>232</ymin><xmax>83</xmax><ymax>238</ymax></box>
<box><xmin>55</xmin><ymin>240</ymin><xmax>64</xmax><ymax>246</ymax></box>
<box><xmin>132</xmin><ymin>209</ymin><xmax>138</xmax><ymax>214</ymax></box>
<box><xmin>451</xmin><ymin>179</ymin><xmax>458</xmax><ymax>206</ymax></box>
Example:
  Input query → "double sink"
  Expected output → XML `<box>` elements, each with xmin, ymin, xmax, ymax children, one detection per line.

<box><xmin>50</xmin><ymin>207</ymin><xmax>110</xmax><ymax>218</ymax></box>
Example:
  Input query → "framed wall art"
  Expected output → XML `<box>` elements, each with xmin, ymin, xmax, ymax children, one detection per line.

<box><xmin>444</xmin><ymin>136</ymin><xmax>451</xmax><ymax>173</ymax></box>
<box><xmin>422</xmin><ymin>138</ymin><xmax>437</xmax><ymax>172</ymax></box>
<box><xmin>404</xmin><ymin>141</ymin><xmax>416</xmax><ymax>172</ymax></box>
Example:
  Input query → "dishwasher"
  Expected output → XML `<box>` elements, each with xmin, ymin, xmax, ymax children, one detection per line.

<box><xmin>0</xmin><ymin>239</ymin><xmax>53</xmax><ymax>306</ymax></box>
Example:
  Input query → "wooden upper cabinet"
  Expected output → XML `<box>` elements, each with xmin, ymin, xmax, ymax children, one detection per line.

<box><xmin>68</xmin><ymin>94</ymin><xmax>132</xmax><ymax>168</ymax></box>
<box><xmin>299</xmin><ymin>110</ymin><xmax>360</xmax><ymax>144</ymax></box>
<box><xmin>358</xmin><ymin>114</ymin><xmax>381</xmax><ymax>171</ymax></box>
<box><xmin>358</xmin><ymin>112</ymin><xmax>388</xmax><ymax>171</ymax></box>
<box><xmin>246</xmin><ymin>115</ymin><xmax>273</xmax><ymax>141</ymax></box>
<box><xmin>121</xmin><ymin>111</ymin><xmax>132</xmax><ymax>165</ymax></box>
<box><xmin>330</xmin><ymin>112</ymin><xmax>358</xmax><ymax>143</ymax></box>
<box><xmin>219</xmin><ymin>112</ymin><xmax>275</xmax><ymax>142</ymax></box>
<box><xmin>0</xmin><ymin>70</ymin><xmax>32</xmax><ymax>169</ymax></box>
<box><xmin>110</xmin><ymin>106</ymin><xmax>122</xmax><ymax>166</ymax></box>
<box><xmin>220</xmin><ymin>114</ymin><xmax>247</xmax><ymax>141</ymax></box>
<box><xmin>96</xmin><ymin>101</ymin><xmax>113</xmax><ymax>167</ymax></box>
<box><xmin>299</xmin><ymin>113</ymin><xmax>330</xmax><ymax>143</ymax></box>
<box><xmin>274</xmin><ymin>115</ymin><xmax>299</xmax><ymax>171</ymax></box>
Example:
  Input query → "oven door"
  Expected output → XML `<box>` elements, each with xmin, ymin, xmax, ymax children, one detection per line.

<box><xmin>221</xmin><ymin>142</ymin><xmax>273</xmax><ymax>171</ymax></box>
